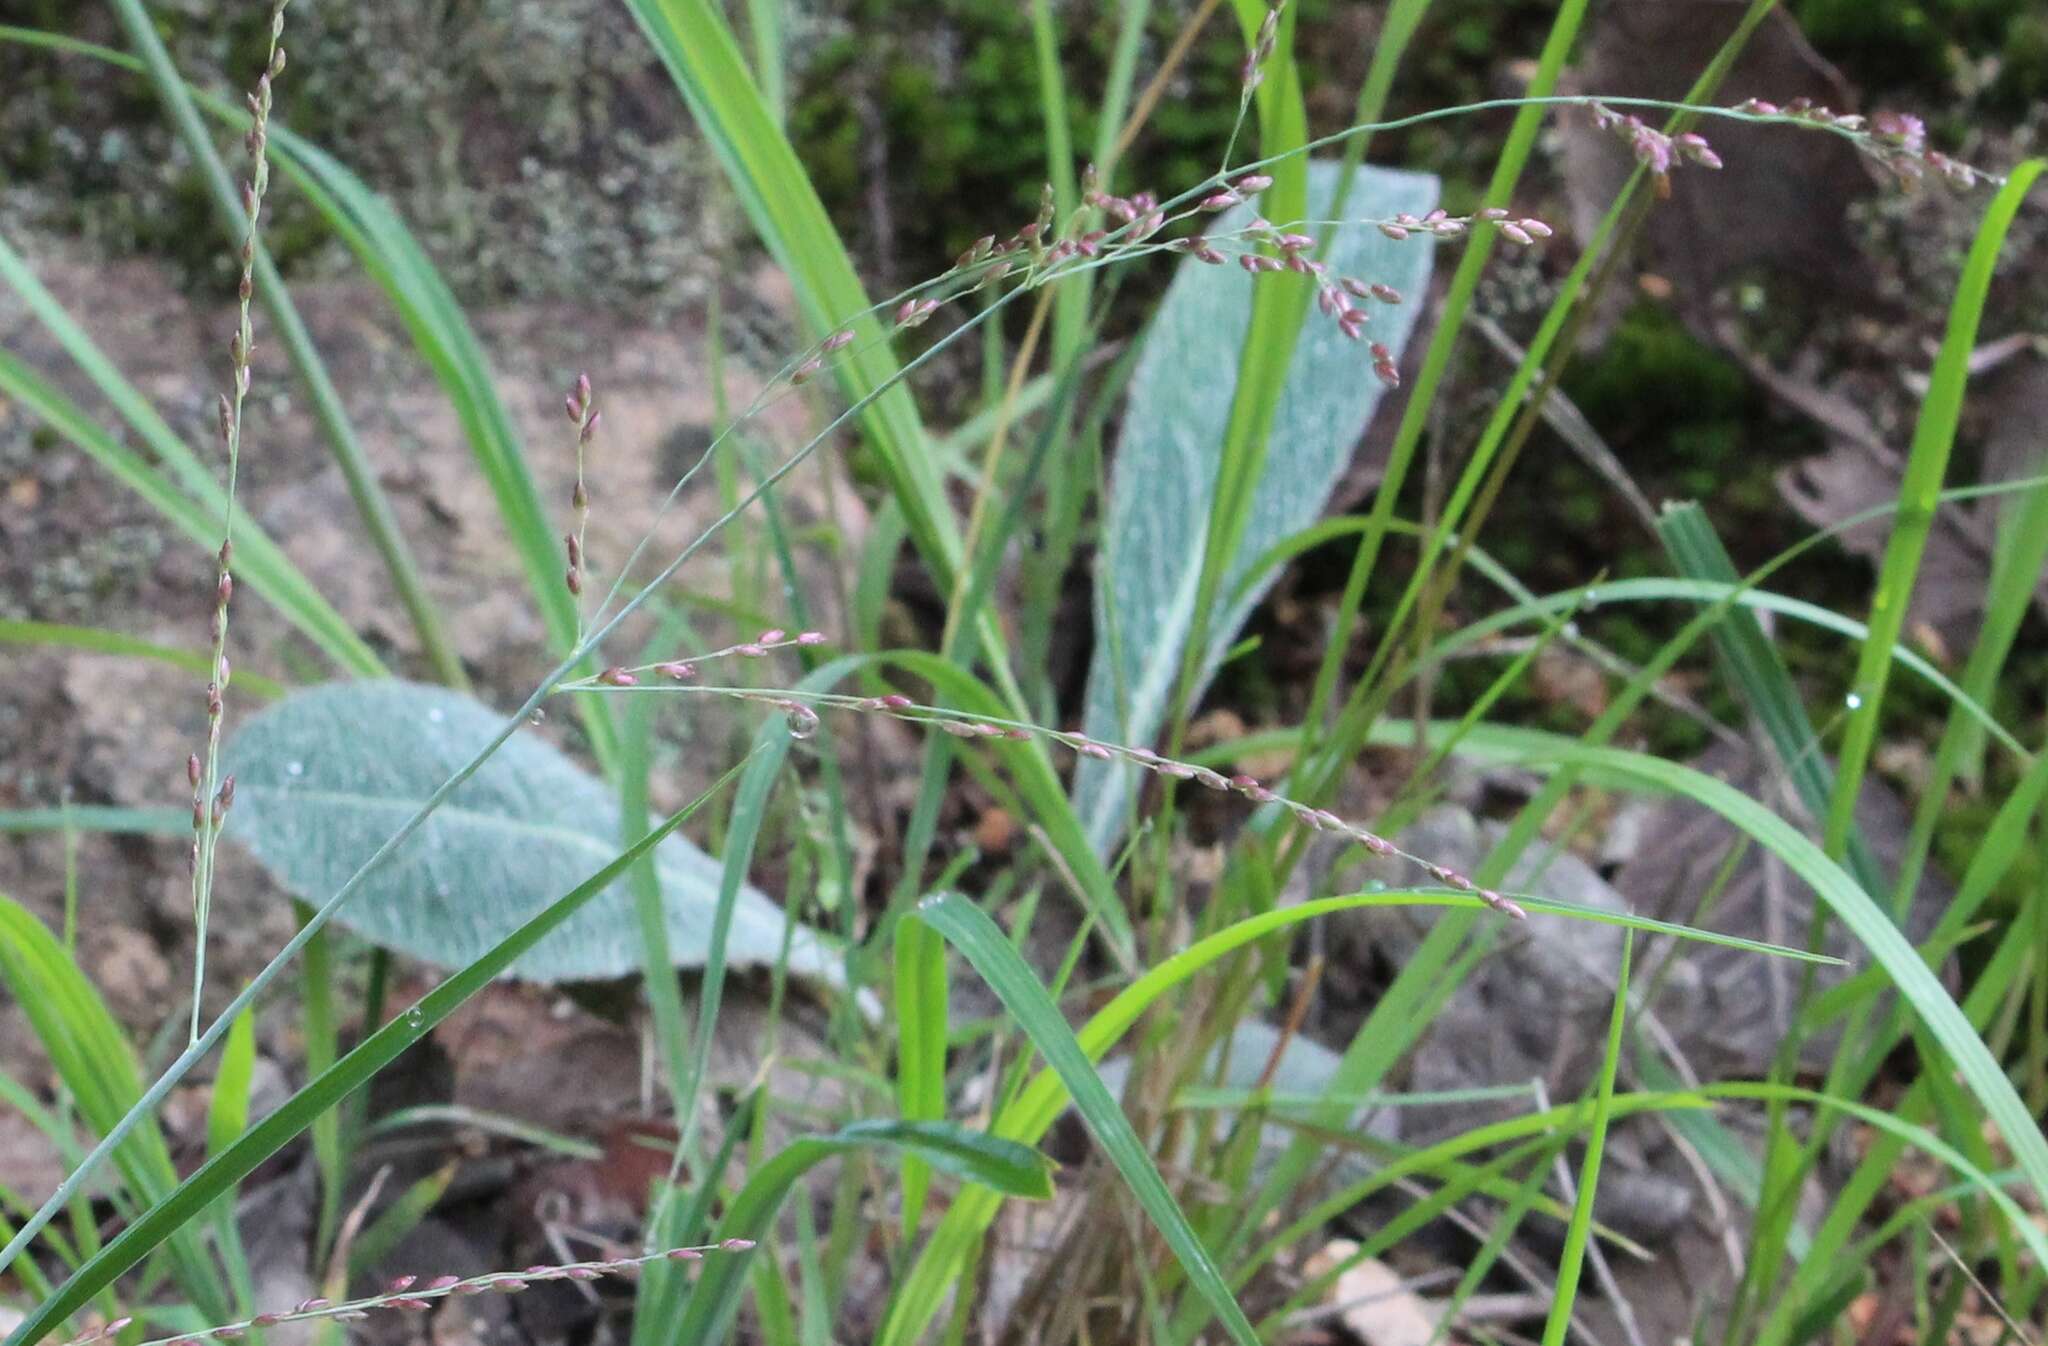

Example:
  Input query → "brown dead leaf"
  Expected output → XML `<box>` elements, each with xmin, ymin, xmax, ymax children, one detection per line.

<box><xmin>973</xmin><ymin>806</ymin><xmax>1016</xmax><ymax>855</ymax></box>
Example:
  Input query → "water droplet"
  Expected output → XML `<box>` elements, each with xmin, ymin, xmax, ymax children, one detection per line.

<box><xmin>1583</xmin><ymin>588</ymin><xmax>1602</xmax><ymax>609</ymax></box>
<box><xmin>785</xmin><ymin>705</ymin><xmax>820</xmax><ymax>741</ymax></box>
<box><xmin>285</xmin><ymin>760</ymin><xmax>304</xmax><ymax>778</ymax></box>
<box><xmin>426</xmin><ymin>707</ymin><xmax>445</xmax><ymax>725</ymax></box>
<box><xmin>1845</xmin><ymin>692</ymin><xmax>1863</xmax><ymax>710</ymax></box>
<box><xmin>405</xmin><ymin>1007</ymin><xmax>425</xmax><ymax>1032</ymax></box>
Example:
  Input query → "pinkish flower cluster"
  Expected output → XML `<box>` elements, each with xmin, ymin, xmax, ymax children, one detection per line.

<box><xmin>1591</xmin><ymin>103</ymin><xmax>1723</xmax><ymax>180</ymax></box>
<box><xmin>779</xmin><ymin>154</ymin><xmax>1556</xmax><ymax>402</ymax></box>
<box><xmin>1731</xmin><ymin>98</ymin><xmax>1973</xmax><ymax>189</ymax></box>
<box><xmin>68</xmin><ymin>1242</ymin><xmax>758</xmax><ymax>1346</ymax></box>
<box><xmin>1241</xmin><ymin>0</ymin><xmax>1286</xmax><ymax>94</ymax></box>
<box><xmin>1171</xmin><ymin>205</ymin><xmax>1549</xmax><ymax>386</ymax></box>
<box><xmin>592</xmin><ymin>629</ymin><xmax>829</xmax><ymax>689</ymax></box>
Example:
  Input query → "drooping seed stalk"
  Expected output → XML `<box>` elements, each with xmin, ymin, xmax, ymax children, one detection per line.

<box><xmin>188</xmin><ymin>0</ymin><xmax>290</xmax><ymax>1045</ymax></box>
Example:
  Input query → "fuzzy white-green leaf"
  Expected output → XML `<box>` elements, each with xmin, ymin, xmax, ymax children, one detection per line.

<box><xmin>1076</xmin><ymin>161</ymin><xmax>1439</xmax><ymax>851</ymax></box>
<box><xmin>223</xmin><ymin>682</ymin><xmax>833</xmax><ymax>983</ymax></box>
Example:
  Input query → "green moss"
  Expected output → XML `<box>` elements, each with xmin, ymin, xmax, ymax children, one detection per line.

<box><xmin>1794</xmin><ymin>0</ymin><xmax>2038</xmax><ymax>92</ymax></box>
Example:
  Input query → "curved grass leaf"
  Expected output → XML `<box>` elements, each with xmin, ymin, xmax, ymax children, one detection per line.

<box><xmin>2</xmin><ymin>763</ymin><xmax>746</xmax><ymax>1346</ymax></box>
<box><xmin>619</xmin><ymin>0</ymin><xmax>1034</xmax><ymax>710</ymax></box>
<box><xmin>1428</xmin><ymin>576</ymin><xmax>2024</xmax><ymax>758</ymax></box>
<box><xmin>0</xmin><ymin>899</ymin><xmax>230</xmax><ymax>1330</ymax></box>
<box><xmin>0</xmin><ymin>807</ymin><xmax>186</xmax><ymax>837</ymax></box>
<box><xmin>222</xmin><ymin>682</ymin><xmax>835</xmax><ymax>983</ymax></box>
<box><xmin>0</xmin><ymin>344</ymin><xmax>380</xmax><ymax>678</ymax></box>
<box><xmin>1542</xmin><ymin>930</ymin><xmax>1631</xmax><ymax>1346</ymax></box>
<box><xmin>0</xmin><ymin>621</ymin><xmax>285</xmax><ymax>701</ymax></box>
<box><xmin>675</xmin><ymin>1120</ymin><xmax>1055</xmax><ymax>1346</ymax></box>
<box><xmin>1374</xmin><ymin>721</ymin><xmax>2048</xmax><ymax>1213</ymax></box>
<box><xmin>98</xmin><ymin>0</ymin><xmax>465</xmax><ymax>688</ymax></box>
<box><xmin>1827</xmin><ymin>160</ymin><xmax>2045</xmax><ymax>853</ymax></box>
<box><xmin>1075</xmin><ymin>160</ymin><xmax>1440</xmax><ymax>852</ymax></box>
<box><xmin>876</xmin><ymin>886</ymin><xmax>1833</xmax><ymax>1346</ymax></box>
<box><xmin>914</xmin><ymin>893</ymin><xmax>1261</xmax><ymax>1346</ymax></box>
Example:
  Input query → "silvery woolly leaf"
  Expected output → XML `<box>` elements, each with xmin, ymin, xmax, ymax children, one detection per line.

<box><xmin>1075</xmin><ymin>161</ymin><xmax>1440</xmax><ymax>853</ymax></box>
<box><xmin>223</xmin><ymin>681</ymin><xmax>834</xmax><ymax>984</ymax></box>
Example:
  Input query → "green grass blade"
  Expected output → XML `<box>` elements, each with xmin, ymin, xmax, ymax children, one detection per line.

<box><xmin>1826</xmin><ymin>160</ymin><xmax>2045</xmax><ymax>857</ymax></box>
<box><xmin>1542</xmin><ymin>930</ymin><xmax>1632</xmax><ymax>1346</ymax></box>
<box><xmin>101</xmin><ymin>0</ymin><xmax>464</xmax><ymax>687</ymax></box>
<box><xmin>876</xmin><ymin>880</ymin><xmax>1817</xmax><ymax>1346</ymax></box>
<box><xmin>0</xmin><ymin>621</ymin><xmax>285</xmax><ymax>700</ymax></box>
<box><xmin>894</xmin><ymin>911</ymin><xmax>951</xmax><ymax>1240</ymax></box>
<box><xmin>1170</xmin><ymin>0</ymin><xmax>1311</xmax><ymax>736</ymax></box>
<box><xmin>1416</xmin><ymin>725</ymin><xmax>2048</xmax><ymax>1214</ymax></box>
<box><xmin>638</xmin><ymin>725</ymin><xmax>793</xmax><ymax>1346</ymax></box>
<box><xmin>0</xmin><ymin>295</ymin><xmax>381</xmax><ymax>678</ymax></box>
<box><xmin>680</xmin><ymin>723</ymin><xmax>792</xmax><ymax>1157</ymax></box>
<box><xmin>0</xmin><ymin>761</ymin><xmax>748</xmax><ymax>1346</ymax></box>
<box><xmin>343</xmin><ymin>1163</ymin><xmax>455</xmax><ymax>1279</ymax></box>
<box><xmin>0</xmin><ymin>898</ymin><xmax>231</xmax><ymax>1328</ymax></box>
<box><xmin>914</xmin><ymin>892</ymin><xmax>1261</xmax><ymax>1346</ymax></box>
<box><xmin>620</xmin><ymin>0</ymin><xmax>1026</xmax><ymax>700</ymax></box>
<box><xmin>1428</xmin><ymin>576</ymin><xmax>2025</xmax><ymax>760</ymax></box>
<box><xmin>1293</xmin><ymin>0</ymin><xmax>1590</xmax><ymax>756</ymax></box>
<box><xmin>1891</xmin><ymin>438</ymin><xmax>2048</xmax><ymax>914</ymax></box>
<box><xmin>678</xmin><ymin>1123</ymin><xmax>1051</xmax><ymax>1346</ymax></box>
<box><xmin>297</xmin><ymin>906</ymin><xmax>345</xmax><ymax>1268</ymax></box>
<box><xmin>1657</xmin><ymin>503</ymin><xmax>1886</xmax><ymax>893</ymax></box>
<box><xmin>204</xmin><ymin>1011</ymin><xmax>256</xmax><ymax>1159</ymax></box>
<box><xmin>0</xmin><ymin>807</ymin><xmax>184</xmax><ymax>836</ymax></box>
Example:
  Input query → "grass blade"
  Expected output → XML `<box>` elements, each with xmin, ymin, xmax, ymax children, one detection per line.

<box><xmin>0</xmin><ymin>621</ymin><xmax>286</xmax><ymax>700</ymax></box>
<box><xmin>1</xmin><ymin>760</ymin><xmax>750</xmax><ymax>1346</ymax></box>
<box><xmin>676</xmin><ymin>1120</ymin><xmax>1055</xmax><ymax>1346</ymax></box>
<box><xmin>1542</xmin><ymin>930</ymin><xmax>1632</xmax><ymax>1346</ymax></box>
<box><xmin>100</xmin><ymin>0</ymin><xmax>464</xmax><ymax>687</ymax></box>
<box><xmin>0</xmin><ymin>310</ymin><xmax>381</xmax><ymax>678</ymax></box>
<box><xmin>1658</xmin><ymin>503</ymin><xmax>1886</xmax><ymax>893</ymax></box>
<box><xmin>917</xmin><ymin>892</ymin><xmax>1278</xmax><ymax>1346</ymax></box>
<box><xmin>620</xmin><ymin>0</ymin><xmax>1028</xmax><ymax>704</ymax></box>
<box><xmin>1825</xmin><ymin>159</ymin><xmax>2045</xmax><ymax>856</ymax></box>
<box><xmin>894</xmin><ymin>910</ymin><xmax>951</xmax><ymax>1239</ymax></box>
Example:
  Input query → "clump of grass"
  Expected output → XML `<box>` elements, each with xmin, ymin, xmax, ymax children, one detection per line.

<box><xmin>0</xmin><ymin>2</ymin><xmax>2040</xmax><ymax>1344</ymax></box>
